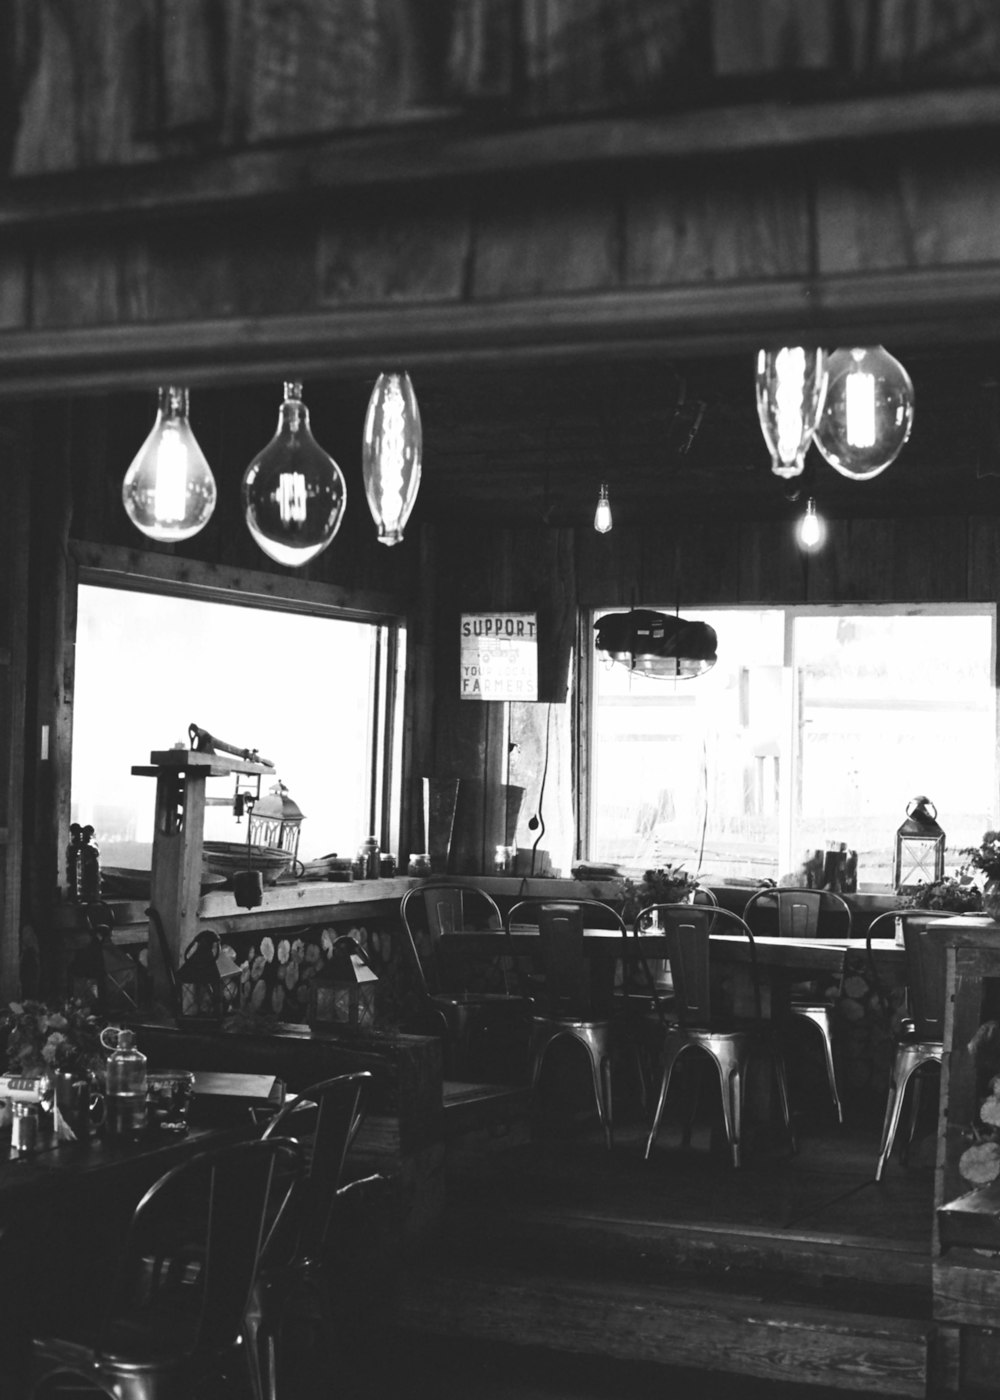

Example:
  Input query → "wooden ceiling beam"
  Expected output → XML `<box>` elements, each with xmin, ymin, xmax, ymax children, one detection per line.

<box><xmin>3</xmin><ymin>85</ymin><xmax>1000</xmax><ymax>232</ymax></box>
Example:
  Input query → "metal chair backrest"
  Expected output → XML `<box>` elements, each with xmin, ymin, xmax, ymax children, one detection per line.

<box><xmin>901</xmin><ymin>919</ymin><xmax>951</xmax><ymax>1042</ymax></box>
<box><xmin>743</xmin><ymin>887</ymin><xmax>853</xmax><ymax>940</ymax></box>
<box><xmin>636</xmin><ymin>903</ymin><xmax>760</xmax><ymax>1027</ymax></box>
<box><xmin>399</xmin><ymin>881</ymin><xmax>505</xmax><ymax>996</ymax></box>
<box><xmin>99</xmin><ymin>1136</ymin><xmax>302</xmax><ymax>1362</ymax></box>
<box><xmin>262</xmin><ymin>1071</ymin><xmax>372</xmax><ymax>1259</ymax></box>
<box><xmin>508</xmin><ymin>899</ymin><xmax>625</xmax><ymax>1018</ymax></box>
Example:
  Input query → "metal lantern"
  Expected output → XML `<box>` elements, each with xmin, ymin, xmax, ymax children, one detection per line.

<box><xmin>176</xmin><ymin>930</ymin><xmax>243</xmax><ymax>1023</ymax></box>
<box><xmin>308</xmin><ymin>935</ymin><xmax>379</xmax><ymax>1034</ymax></box>
<box><xmin>894</xmin><ymin>796</ymin><xmax>946</xmax><ymax>892</ymax></box>
<box><xmin>249</xmin><ymin>780</ymin><xmax>304</xmax><ymax>860</ymax></box>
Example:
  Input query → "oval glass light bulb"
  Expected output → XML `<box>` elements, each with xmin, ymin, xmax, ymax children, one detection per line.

<box><xmin>594</xmin><ymin>483</ymin><xmax>612</xmax><ymax>534</ymax></box>
<box><xmin>812</xmin><ymin>346</ymin><xmax>914</xmax><ymax>480</ymax></box>
<box><xmin>796</xmin><ymin>497</ymin><xmax>825</xmax><ymax>552</ymax></box>
<box><xmin>363</xmin><ymin>371</ymin><xmax>422</xmax><ymax>546</ymax></box>
<box><xmin>755</xmin><ymin>347</ymin><xmax>827</xmax><ymax>479</ymax></box>
<box><xmin>122</xmin><ymin>386</ymin><xmax>217</xmax><ymax>542</ymax></box>
<box><xmin>242</xmin><ymin>381</ymin><xmax>346</xmax><ymax>568</ymax></box>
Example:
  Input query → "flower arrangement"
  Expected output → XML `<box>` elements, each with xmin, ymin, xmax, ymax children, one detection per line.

<box><xmin>960</xmin><ymin>830</ymin><xmax>1000</xmax><ymax>886</ymax></box>
<box><xmin>0</xmin><ymin>999</ymin><xmax>105</xmax><ymax>1081</ymax></box>
<box><xmin>618</xmin><ymin>863</ymin><xmax>699</xmax><ymax>924</ymax></box>
<box><xmin>900</xmin><ymin>876</ymin><xmax>983</xmax><ymax>914</ymax></box>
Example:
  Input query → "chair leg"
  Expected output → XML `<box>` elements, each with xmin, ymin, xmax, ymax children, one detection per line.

<box><xmin>876</xmin><ymin>1046</ymin><xmax>937</xmax><ymax>1182</ymax></box>
<box><xmin>772</xmin><ymin>1050</ymin><xmax>798</xmax><ymax>1155</ymax></box>
<box><xmin>709</xmin><ymin>1043</ymin><xmax>745</xmax><ymax>1169</ymax></box>
<box><xmin>792</xmin><ymin>1006</ymin><xmax>843</xmax><ymax>1124</ymax></box>
<box><xmin>901</xmin><ymin>1074</ymin><xmax>925</xmax><ymax>1166</ymax></box>
<box><xmin>645</xmin><ymin>1037</ymin><xmax>685</xmax><ymax>1159</ymax></box>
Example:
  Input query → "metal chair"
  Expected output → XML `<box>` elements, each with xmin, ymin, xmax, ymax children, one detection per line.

<box><xmin>30</xmin><ymin>1136</ymin><xmax>303</xmax><ymax>1400</ymax></box>
<box><xmin>507</xmin><ymin>898</ymin><xmax>627</xmax><ymax>1149</ymax></box>
<box><xmin>398</xmin><ymin>880</ymin><xmax>522</xmax><ymax>1077</ymax></box>
<box><xmin>742</xmin><ymin>886</ymin><xmax>853</xmax><ymax>1124</ymax></box>
<box><xmin>642</xmin><ymin>903</ymin><xmax>795</xmax><ymax>1168</ymax></box>
<box><xmin>867</xmin><ymin>912</ymin><xmax>952</xmax><ymax>1182</ymax></box>
<box><xmin>247</xmin><ymin>1072</ymin><xmax>376</xmax><ymax>1400</ymax></box>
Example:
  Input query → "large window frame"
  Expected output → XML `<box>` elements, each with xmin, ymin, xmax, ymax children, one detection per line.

<box><xmin>580</xmin><ymin>602</ymin><xmax>998</xmax><ymax>890</ymax></box>
<box><xmin>65</xmin><ymin>545</ymin><xmax>407</xmax><ymax>881</ymax></box>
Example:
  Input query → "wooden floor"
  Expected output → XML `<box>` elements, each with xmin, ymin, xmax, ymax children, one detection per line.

<box><xmin>391</xmin><ymin>1060</ymin><xmax>939</xmax><ymax>1399</ymax></box>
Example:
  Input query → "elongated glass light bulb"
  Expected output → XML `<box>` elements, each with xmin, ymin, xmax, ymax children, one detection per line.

<box><xmin>594</xmin><ymin>483</ymin><xmax>612</xmax><ymax>533</ymax></box>
<box><xmin>363</xmin><ymin>371</ymin><xmax>422</xmax><ymax>546</ymax></box>
<box><xmin>242</xmin><ymin>381</ymin><xmax>346</xmax><ymax>568</ymax></box>
<box><xmin>755</xmin><ymin>347</ymin><xmax>827</xmax><ymax>479</ymax></box>
<box><xmin>796</xmin><ymin>497</ymin><xmax>825</xmax><ymax>552</ymax></box>
<box><xmin>122</xmin><ymin>387</ymin><xmax>217</xmax><ymax>542</ymax></box>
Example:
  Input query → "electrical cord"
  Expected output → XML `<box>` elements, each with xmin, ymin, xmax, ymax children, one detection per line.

<box><xmin>529</xmin><ymin>705</ymin><xmax>552</xmax><ymax>878</ymax></box>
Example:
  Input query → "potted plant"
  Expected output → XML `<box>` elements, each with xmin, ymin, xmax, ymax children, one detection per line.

<box><xmin>959</xmin><ymin>831</ymin><xmax>1000</xmax><ymax>920</ymax></box>
<box><xmin>618</xmin><ymin>863</ymin><xmax>699</xmax><ymax>927</ymax></box>
<box><xmin>899</xmin><ymin>875</ymin><xmax>984</xmax><ymax>915</ymax></box>
<box><xmin>0</xmin><ymin>999</ymin><xmax>106</xmax><ymax>1139</ymax></box>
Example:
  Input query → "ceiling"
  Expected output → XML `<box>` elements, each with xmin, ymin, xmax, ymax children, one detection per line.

<box><xmin>361</xmin><ymin>343</ymin><xmax>1000</xmax><ymax>530</ymax></box>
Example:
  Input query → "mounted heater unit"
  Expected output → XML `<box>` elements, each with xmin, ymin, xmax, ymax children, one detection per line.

<box><xmin>594</xmin><ymin>609</ymin><xmax>717</xmax><ymax>679</ymax></box>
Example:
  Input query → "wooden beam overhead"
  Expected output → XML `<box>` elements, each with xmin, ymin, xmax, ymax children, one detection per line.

<box><xmin>3</xmin><ymin>85</ymin><xmax>1000</xmax><ymax>232</ymax></box>
<box><xmin>2</xmin><ymin>267</ymin><xmax>1000</xmax><ymax>399</ymax></box>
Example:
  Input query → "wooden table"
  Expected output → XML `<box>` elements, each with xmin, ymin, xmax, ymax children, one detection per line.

<box><xmin>0</xmin><ymin>1119</ymin><xmax>246</xmax><ymax>1395</ymax></box>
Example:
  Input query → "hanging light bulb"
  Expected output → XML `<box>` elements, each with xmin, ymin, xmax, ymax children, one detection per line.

<box><xmin>122</xmin><ymin>387</ymin><xmax>217</xmax><ymax>542</ymax></box>
<box><xmin>242</xmin><ymin>381</ymin><xmax>346</xmax><ymax>568</ymax></box>
<box><xmin>755</xmin><ymin>347</ymin><xmax>827</xmax><ymax>479</ymax></box>
<box><xmin>812</xmin><ymin>346</ymin><xmax>914</xmax><ymax>480</ymax></box>
<box><xmin>796</xmin><ymin>497</ymin><xmax>825</xmax><ymax>552</ymax></box>
<box><xmin>593</xmin><ymin>482</ymin><xmax>612</xmax><ymax>533</ymax></box>
<box><xmin>362</xmin><ymin>371</ymin><xmax>422</xmax><ymax>546</ymax></box>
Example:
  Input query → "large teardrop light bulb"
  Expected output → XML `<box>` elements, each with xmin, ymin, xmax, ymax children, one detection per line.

<box><xmin>755</xmin><ymin>347</ymin><xmax>827</xmax><ymax>479</ymax></box>
<box><xmin>362</xmin><ymin>371</ymin><xmax>422</xmax><ymax>546</ymax></box>
<box><xmin>812</xmin><ymin>346</ymin><xmax>914</xmax><ymax>480</ymax></box>
<box><xmin>242</xmin><ymin>381</ymin><xmax>346</xmax><ymax>568</ymax></box>
<box><xmin>122</xmin><ymin>387</ymin><xmax>217</xmax><ymax>542</ymax></box>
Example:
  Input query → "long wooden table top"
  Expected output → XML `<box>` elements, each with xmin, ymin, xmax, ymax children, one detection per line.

<box><xmin>482</xmin><ymin>929</ymin><xmax>902</xmax><ymax>973</ymax></box>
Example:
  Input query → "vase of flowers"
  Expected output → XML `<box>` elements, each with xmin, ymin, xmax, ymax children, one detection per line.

<box><xmin>618</xmin><ymin>863</ymin><xmax>700</xmax><ymax>928</ymax></box>
<box><xmin>0</xmin><ymin>999</ymin><xmax>106</xmax><ymax>1139</ymax></box>
<box><xmin>960</xmin><ymin>832</ymin><xmax>1000</xmax><ymax>921</ymax></box>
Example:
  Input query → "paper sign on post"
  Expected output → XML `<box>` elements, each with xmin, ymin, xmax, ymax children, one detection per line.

<box><xmin>460</xmin><ymin>612</ymin><xmax>538</xmax><ymax>701</ymax></box>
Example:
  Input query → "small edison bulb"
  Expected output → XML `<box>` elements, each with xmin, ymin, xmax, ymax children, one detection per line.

<box><xmin>812</xmin><ymin>346</ymin><xmax>914</xmax><ymax>480</ymax></box>
<box><xmin>796</xmin><ymin>497</ymin><xmax>825</xmax><ymax>552</ymax></box>
<box><xmin>755</xmin><ymin>347</ymin><xmax>827</xmax><ymax>479</ymax></box>
<box><xmin>122</xmin><ymin>387</ymin><xmax>217</xmax><ymax>542</ymax></box>
<box><xmin>242</xmin><ymin>381</ymin><xmax>346</xmax><ymax>568</ymax></box>
<box><xmin>594</xmin><ymin>483</ymin><xmax>612</xmax><ymax>534</ymax></box>
<box><xmin>363</xmin><ymin>371</ymin><xmax>422</xmax><ymax>546</ymax></box>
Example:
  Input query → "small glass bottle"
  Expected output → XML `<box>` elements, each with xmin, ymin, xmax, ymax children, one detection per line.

<box><xmin>11</xmin><ymin>1102</ymin><xmax>38</xmax><ymax>1154</ymax></box>
<box><xmin>359</xmin><ymin>836</ymin><xmax>380</xmax><ymax>880</ymax></box>
<box><xmin>103</xmin><ymin>1028</ymin><xmax>148</xmax><ymax>1139</ymax></box>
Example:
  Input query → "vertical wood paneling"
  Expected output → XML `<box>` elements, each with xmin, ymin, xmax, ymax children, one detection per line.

<box><xmin>818</xmin><ymin>149</ymin><xmax>1000</xmax><ymax>276</ymax></box>
<box><xmin>626</xmin><ymin>160</ymin><xmax>814</xmax><ymax>287</ymax></box>
<box><xmin>710</xmin><ymin>0</ymin><xmax>835</xmax><ymax>77</ymax></box>
<box><xmin>472</xmin><ymin>174</ymin><xmax>621</xmax><ymax>299</ymax></box>
<box><xmin>804</xmin><ymin>518</ymin><xmax>898</xmax><ymax>603</ymax></box>
<box><xmin>575</xmin><ymin>525</ymin><xmax>640</xmax><ymax>609</ymax></box>
<box><xmin>319</xmin><ymin>195</ymin><xmax>471</xmax><ymax>307</ymax></box>
<box><xmin>966</xmin><ymin>514</ymin><xmax>1000</xmax><ymax>602</ymax></box>
<box><xmin>737</xmin><ymin>521</ymin><xmax>807</xmax><ymax>603</ymax></box>
<box><xmin>890</xmin><ymin>516</ymin><xmax>968</xmax><ymax>600</ymax></box>
<box><xmin>520</xmin><ymin>0</ymin><xmax>711</xmax><ymax>117</ymax></box>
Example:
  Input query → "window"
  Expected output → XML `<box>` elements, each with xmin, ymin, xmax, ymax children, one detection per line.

<box><xmin>70</xmin><ymin>581</ymin><xmax>405</xmax><ymax>871</ymax></box>
<box><xmin>584</xmin><ymin>605</ymin><xmax>997</xmax><ymax>891</ymax></box>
